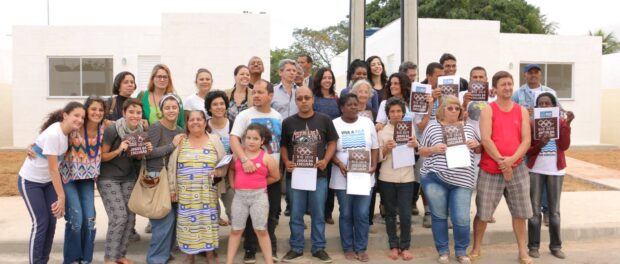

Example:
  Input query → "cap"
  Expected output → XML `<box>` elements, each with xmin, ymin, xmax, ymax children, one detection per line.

<box><xmin>524</xmin><ymin>64</ymin><xmax>541</xmax><ymax>73</ymax></box>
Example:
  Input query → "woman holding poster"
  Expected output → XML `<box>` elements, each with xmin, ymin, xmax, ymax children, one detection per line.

<box><xmin>377</xmin><ymin>97</ymin><xmax>418</xmax><ymax>261</ymax></box>
<box><xmin>418</xmin><ymin>95</ymin><xmax>481</xmax><ymax>264</ymax></box>
<box><xmin>329</xmin><ymin>93</ymin><xmax>379</xmax><ymax>262</ymax></box>
<box><xmin>526</xmin><ymin>92</ymin><xmax>574</xmax><ymax>260</ymax></box>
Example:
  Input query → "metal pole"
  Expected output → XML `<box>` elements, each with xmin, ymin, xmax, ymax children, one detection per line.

<box><xmin>401</xmin><ymin>0</ymin><xmax>418</xmax><ymax>65</ymax></box>
<box><xmin>348</xmin><ymin>0</ymin><xmax>366</xmax><ymax>66</ymax></box>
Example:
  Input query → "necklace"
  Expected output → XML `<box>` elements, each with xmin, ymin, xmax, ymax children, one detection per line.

<box><xmin>151</xmin><ymin>92</ymin><xmax>164</xmax><ymax>119</ymax></box>
<box><xmin>83</xmin><ymin>124</ymin><xmax>101</xmax><ymax>159</ymax></box>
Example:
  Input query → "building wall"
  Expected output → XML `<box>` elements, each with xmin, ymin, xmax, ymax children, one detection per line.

<box><xmin>331</xmin><ymin>18</ymin><xmax>602</xmax><ymax>146</ymax></box>
<box><xmin>160</xmin><ymin>13</ymin><xmax>270</xmax><ymax>97</ymax></box>
<box><xmin>499</xmin><ymin>34</ymin><xmax>602</xmax><ymax>145</ymax></box>
<box><xmin>11</xmin><ymin>13</ymin><xmax>270</xmax><ymax>147</ymax></box>
<box><xmin>12</xmin><ymin>26</ymin><xmax>160</xmax><ymax>147</ymax></box>
<box><xmin>601</xmin><ymin>53</ymin><xmax>620</xmax><ymax>146</ymax></box>
<box><xmin>0</xmin><ymin>83</ymin><xmax>12</xmax><ymax>147</ymax></box>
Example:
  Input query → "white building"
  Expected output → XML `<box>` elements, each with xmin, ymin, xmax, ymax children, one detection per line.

<box><xmin>11</xmin><ymin>13</ymin><xmax>270</xmax><ymax>147</ymax></box>
<box><xmin>331</xmin><ymin>18</ymin><xmax>602</xmax><ymax>146</ymax></box>
<box><xmin>601</xmin><ymin>53</ymin><xmax>620</xmax><ymax>146</ymax></box>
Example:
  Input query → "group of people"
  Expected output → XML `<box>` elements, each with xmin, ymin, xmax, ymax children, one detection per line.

<box><xmin>18</xmin><ymin>52</ymin><xmax>574</xmax><ymax>264</ymax></box>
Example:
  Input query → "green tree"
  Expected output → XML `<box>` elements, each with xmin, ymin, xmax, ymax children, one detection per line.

<box><xmin>290</xmin><ymin>20</ymin><xmax>349</xmax><ymax>68</ymax></box>
<box><xmin>589</xmin><ymin>29</ymin><xmax>620</xmax><ymax>54</ymax></box>
<box><xmin>269</xmin><ymin>47</ymin><xmax>296</xmax><ymax>84</ymax></box>
<box><xmin>365</xmin><ymin>0</ymin><xmax>557</xmax><ymax>34</ymax></box>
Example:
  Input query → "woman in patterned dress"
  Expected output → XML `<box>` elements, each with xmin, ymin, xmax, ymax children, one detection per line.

<box><xmin>168</xmin><ymin>110</ymin><xmax>227</xmax><ymax>264</ymax></box>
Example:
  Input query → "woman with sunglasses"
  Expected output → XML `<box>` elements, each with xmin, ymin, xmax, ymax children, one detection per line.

<box><xmin>418</xmin><ymin>96</ymin><xmax>481</xmax><ymax>264</ymax></box>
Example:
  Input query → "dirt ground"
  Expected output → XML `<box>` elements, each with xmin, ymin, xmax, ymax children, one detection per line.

<box><xmin>0</xmin><ymin>149</ymin><xmax>618</xmax><ymax>196</ymax></box>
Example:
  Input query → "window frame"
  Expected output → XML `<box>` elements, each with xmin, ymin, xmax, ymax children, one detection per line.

<box><xmin>519</xmin><ymin>62</ymin><xmax>574</xmax><ymax>101</ymax></box>
<box><xmin>47</xmin><ymin>56</ymin><xmax>114</xmax><ymax>99</ymax></box>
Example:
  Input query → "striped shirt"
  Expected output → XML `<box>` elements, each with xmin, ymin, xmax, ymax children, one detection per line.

<box><xmin>420</xmin><ymin>121</ymin><xmax>479</xmax><ymax>189</ymax></box>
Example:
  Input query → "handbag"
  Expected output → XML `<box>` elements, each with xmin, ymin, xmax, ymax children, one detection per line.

<box><xmin>128</xmin><ymin>160</ymin><xmax>171</xmax><ymax>219</ymax></box>
<box><xmin>128</xmin><ymin>126</ymin><xmax>172</xmax><ymax>219</ymax></box>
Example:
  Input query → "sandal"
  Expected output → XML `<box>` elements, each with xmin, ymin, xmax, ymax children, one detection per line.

<box><xmin>357</xmin><ymin>251</ymin><xmax>370</xmax><ymax>262</ymax></box>
<box><xmin>344</xmin><ymin>251</ymin><xmax>358</xmax><ymax>260</ymax></box>
<box><xmin>388</xmin><ymin>248</ymin><xmax>400</xmax><ymax>260</ymax></box>
<box><xmin>519</xmin><ymin>257</ymin><xmax>534</xmax><ymax>264</ymax></box>
<box><xmin>468</xmin><ymin>251</ymin><xmax>482</xmax><ymax>261</ymax></box>
<box><xmin>400</xmin><ymin>249</ymin><xmax>413</xmax><ymax>261</ymax></box>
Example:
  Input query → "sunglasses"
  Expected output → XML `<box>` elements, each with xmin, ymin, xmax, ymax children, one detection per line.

<box><xmin>295</xmin><ymin>95</ymin><xmax>312</xmax><ymax>102</ymax></box>
<box><xmin>446</xmin><ymin>106</ymin><xmax>461</xmax><ymax>112</ymax></box>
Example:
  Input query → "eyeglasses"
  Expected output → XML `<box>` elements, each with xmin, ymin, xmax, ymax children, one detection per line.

<box><xmin>155</xmin><ymin>75</ymin><xmax>169</xmax><ymax>80</ymax></box>
<box><xmin>295</xmin><ymin>95</ymin><xmax>312</xmax><ymax>102</ymax></box>
<box><xmin>446</xmin><ymin>106</ymin><xmax>461</xmax><ymax>112</ymax></box>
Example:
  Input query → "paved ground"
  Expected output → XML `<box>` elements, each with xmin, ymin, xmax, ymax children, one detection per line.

<box><xmin>2</xmin><ymin>190</ymin><xmax>620</xmax><ymax>264</ymax></box>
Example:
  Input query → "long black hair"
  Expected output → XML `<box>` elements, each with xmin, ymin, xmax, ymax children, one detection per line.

<box><xmin>112</xmin><ymin>71</ymin><xmax>136</xmax><ymax>95</ymax></box>
<box><xmin>366</xmin><ymin>55</ymin><xmax>387</xmax><ymax>88</ymax></box>
<box><xmin>383</xmin><ymin>72</ymin><xmax>412</xmax><ymax>103</ymax></box>
<box><xmin>312</xmin><ymin>67</ymin><xmax>336</xmax><ymax>97</ymax></box>
<box><xmin>84</xmin><ymin>96</ymin><xmax>106</xmax><ymax>125</ymax></box>
<box><xmin>40</xmin><ymin>101</ymin><xmax>85</xmax><ymax>133</ymax></box>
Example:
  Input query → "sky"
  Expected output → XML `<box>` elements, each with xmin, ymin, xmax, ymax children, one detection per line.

<box><xmin>0</xmin><ymin>0</ymin><xmax>618</xmax><ymax>51</ymax></box>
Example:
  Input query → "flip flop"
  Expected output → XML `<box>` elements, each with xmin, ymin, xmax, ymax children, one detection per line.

<box><xmin>401</xmin><ymin>249</ymin><xmax>414</xmax><ymax>261</ymax></box>
<box><xmin>468</xmin><ymin>252</ymin><xmax>482</xmax><ymax>261</ymax></box>
<box><xmin>388</xmin><ymin>248</ymin><xmax>400</xmax><ymax>260</ymax></box>
<box><xmin>519</xmin><ymin>257</ymin><xmax>534</xmax><ymax>264</ymax></box>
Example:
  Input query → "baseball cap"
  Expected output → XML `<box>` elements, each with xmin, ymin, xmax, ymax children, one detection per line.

<box><xmin>524</xmin><ymin>64</ymin><xmax>541</xmax><ymax>72</ymax></box>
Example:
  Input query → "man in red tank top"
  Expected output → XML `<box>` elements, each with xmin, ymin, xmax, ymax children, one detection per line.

<box><xmin>470</xmin><ymin>71</ymin><xmax>534</xmax><ymax>264</ymax></box>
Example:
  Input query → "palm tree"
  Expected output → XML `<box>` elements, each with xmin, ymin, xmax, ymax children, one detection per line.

<box><xmin>589</xmin><ymin>29</ymin><xmax>620</xmax><ymax>54</ymax></box>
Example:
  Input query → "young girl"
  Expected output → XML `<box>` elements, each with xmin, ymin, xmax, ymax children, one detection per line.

<box><xmin>60</xmin><ymin>96</ymin><xmax>105</xmax><ymax>264</ymax></box>
<box><xmin>18</xmin><ymin>101</ymin><xmax>85</xmax><ymax>264</ymax></box>
<box><xmin>526</xmin><ymin>92</ymin><xmax>574</xmax><ymax>260</ymax></box>
<box><xmin>226</xmin><ymin>124</ymin><xmax>281</xmax><ymax>264</ymax></box>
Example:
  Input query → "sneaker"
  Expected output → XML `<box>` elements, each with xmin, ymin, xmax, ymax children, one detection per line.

<box><xmin>528</xmin><ymin>249</ymin><xmax>540</xmax><ymax>258</ymax></box>
<box><xmin>272</xmin><ymin>251</ymin><xmax>281</xmax><ymax>262</ymax></box>
<box><xmin>144</xmin><ymin>223</ymin><xmax>152</xmax><ymax>233</ymax></box>
<box><xmin>551</xmin><ymin>249</ymin><xmax>566</xmax><ymax>259</ymax></box>
<box><xmin>282</xmin><ymin>250</ymin><xmax>303</xmax><ymax>262</ymax></box>
<box><xmin>128</xmin><ymin>229</ymin><xmax>141</xmax><ymax>242</ymax></box>
<box><xmin>438</xmin><ymin>254</ymin><xmax>449</xmax><ymax>264</ymax></box>
<box><xmin>423</xmin><ymin>212</ymin><xmax>432</xmax><ymax>228</ymax></box>
<box><xmin>312</xmin><ymin>250</ymin><xmax>333</xmax><ymax>263</ymax></box>
<box><xmin>243</xmin><ymin>250</ymin><xmax>256</xmax><ymax>263</ymax></box>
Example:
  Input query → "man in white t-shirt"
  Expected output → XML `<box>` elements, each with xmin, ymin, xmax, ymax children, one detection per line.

<box><xmin>512</xmin><ymin>64</ymin><xmax>558</xmax><ymax>118</ymax></box>
<box><xmin>230</xmin><ymin>79</ymin><xmax>284</xmax><ymax>262</ymax></box>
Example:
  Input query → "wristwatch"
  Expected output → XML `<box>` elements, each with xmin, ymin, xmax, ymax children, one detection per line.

<box><xmin>240</xmin><ymin>157</ymin><xmax>249</xmax><ymax>164</ymax></box>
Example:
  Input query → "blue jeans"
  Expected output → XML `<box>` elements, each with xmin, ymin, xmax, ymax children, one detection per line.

<box><xmin>147</xmin><ymin>204</ymin><xmax>177</xmax><ymax>264</ymax></box>
<box><xmin>63</xmin><ymin>179</ymin><xmax>96</xmax><ymax>264</ymax></box>
<box><xmin>421</xmin><ymin>172</ymin><xmax>472</xmax><ymax>257</ymax></box>
<box><xmin>335</xmin><ymin>188</ymin><xmax>372</xmax><ymax>253</ymax></box>
<box><xmin>289</xmin><ymin>176</ymin><xmax>328</xmax><ymax>253</ymax></box>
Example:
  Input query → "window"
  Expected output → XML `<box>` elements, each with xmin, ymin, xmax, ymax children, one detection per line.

<box><xmin>519</xmin><ymin>63</ymin><xmax>573</xmax><ymax>99</ymax></box>
<box><xmin>49</xmin><ymin>57</ymin><xmax>113</xmax><ymax>96</ymax></box>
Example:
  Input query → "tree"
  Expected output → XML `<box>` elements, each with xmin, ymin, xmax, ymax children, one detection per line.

<box><xmin>365</xmin><ymin>0</ymin><xmax>557</xmax><ymax>34</ymax></box>
<box><xmin>290</xmin><ymin>20</ymin><xmax>349</xmax><ymax>68</ymax></box>
<box><xmin>589</xmin><ymin>29</ymin><xmax>620</xmax><ymax>54</ymax></box>
<box><xmin>269</xmin><ymin>47</ymin><xmax>297</xmax><ymax>84</ymax></box>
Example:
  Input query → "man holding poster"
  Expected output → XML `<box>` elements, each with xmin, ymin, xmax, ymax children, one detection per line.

<box><xmin>471</xmin><ymin>71</ymin><xmax>533</xmax><ymax>264</ymax></box>
<box><xmin>280</xmin><ymin>87</ymin><xmax>338</xmax><ymax>263</ymax></box>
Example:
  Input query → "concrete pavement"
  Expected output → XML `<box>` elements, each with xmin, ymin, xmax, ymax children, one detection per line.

<box><xmin>2</xmin><ymin>189</ymin><xmax>620</xmax><ymax>263</ymax></box>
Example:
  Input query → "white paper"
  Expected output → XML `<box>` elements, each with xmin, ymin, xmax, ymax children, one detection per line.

<box><xmin>392</xmin><ymin>145</ymin><xmax>416</xmax><ymax>169</ymax></box>
<box><xmin>438</xmin><ymin>75</ymin><xmax>460</xmax><ymax>86</ymax></box>
<box><xmin>346</xmin><ymin>172</ymin><xmax>371</xmax><ymax>195</ymax></box>
<box><xmin>215</xmin><ymin>154</ymin><xmax>233</xmax><ymax>169</ymax></box>
<box><xmin>446</xmin><ymin>145</ymin><xmax>470</xmax><ymax>169</ymax></box>
<box><xmin>292</xmin><ymin>167</ymin><xmax>318</xmax><ymax>191</ymax></box>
